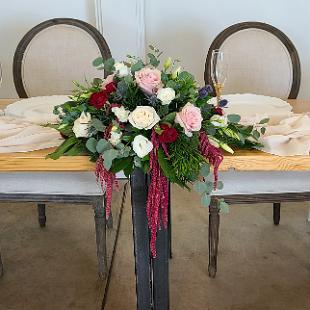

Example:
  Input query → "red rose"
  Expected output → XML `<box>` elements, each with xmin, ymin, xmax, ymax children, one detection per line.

<box><xmin>214</xmin><ymin>107</ymin><xmax>224</xmax><ymax>116</ymax></box>
<box><xmin>105</xmin><ymin>82</ymin><xmax>117</xmax><ymax>94</ymax></box>
<box><xmin>89</xmin><ymin>91</ymin><xmax>108</xmax><ymax>109</ymax></box>
<box><xmin>159</xmin><ymin>124</ymin><xmax>179</xmax><ymax>143</ymax></box>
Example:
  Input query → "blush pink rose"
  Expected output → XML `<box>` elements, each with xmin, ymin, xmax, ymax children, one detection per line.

<box><xmin>102</xmin><ymin>74</ymin><xmax>115</xmax><ymax>89</ymax></box>
<box><xmin>175</xmin><ymin>103</ymin><xmax>203</xmax><ymax>137</ymax></box>
<box><xmin>135</xmin><ymin>68</ymin><xmax>161</xmax><ymax>94</ymax></box>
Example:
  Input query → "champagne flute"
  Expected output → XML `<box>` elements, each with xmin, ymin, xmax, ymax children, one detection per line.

<box><xmin>210</xmin><ymin>50</ymin><xmax>228</xmax><ymax>106</ymax></box>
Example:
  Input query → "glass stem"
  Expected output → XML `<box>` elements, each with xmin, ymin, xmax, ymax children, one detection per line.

<box><xmin>214</xmin><ymin>83</ymin><xmax>222</xmax><ymax>107</ymax></box>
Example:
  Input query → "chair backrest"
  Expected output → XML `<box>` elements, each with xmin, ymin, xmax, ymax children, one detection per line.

<box><xmin>204</xmin><ymin>22</ymin><xmax>301</xmax><ymax>99</ymax></box>
<box><xmin>13</xmin><ymin>18</ymin><xmax>111</xmax><ymax>98</ymax></box>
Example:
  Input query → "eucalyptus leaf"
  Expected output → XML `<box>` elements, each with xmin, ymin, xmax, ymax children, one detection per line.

<box><xmin>86</xmin><ymin>137</ymin><xmax>98</xmax><ymax>153</ymax></box>
<box><xmin>260</xmin><ymin>127</ymin><xmax>266</xmax><ymax>135</ymax></box>
<box><xmin>92</xmin><ymin>57</ymin><xmax>103</xmax><ymax>67</ymax></box>
<box><xmin>200</xmin><ymin>164</ymin><xmax>210</xmax><ymax>177</ymax></box>
<box><xmin>259</xmin><ymin>118</ymin><xmax>269</xmax><ymax>124</ymax></box>
<box><xmin>193</xmin><ymin>181</ymin><xmax>207</xmax><ymax>193</ymax></box>
<box><xmin>219</xmin><ymin>200</ymin><xmax>229</xmax><ymax>213</ymax></box>
<box><xmin>227</xmin><ymin>114</ymin><xmax>241</xmax><ymax>123</ymax></box>
<box><xmin>216</xmin><ymin>181</ymin><xmax>224</xmax><ymax>190</ymax></box>
<box><xmin>96</xmin><ymin>139</ymin><xmax>112</xmax><ymax>154</ymax></box>
<box><xmin>91</xmin><ymin>118</ymin><xmax>105</xmax><ymax>132</ymax></box>
<box><xmin>162</xmin><ymin>112</ymin><xmax>176</xmax><ymax>123</ymax></box>
<box><xmin>103</xmin><ymin>149</ymin><xmax>119</xmax><ymax>170</ymax></box>
<box><xmin>104</xmin><ymin>58</ymin><xmax>115</xmax><ymax>73</ymax></box>
<box><xmin>201</xmin><ymin>193</ymin><xmax>211</xmax><ymax>207</ymax></box>
<box><xmin>131</xmin><ymin>60</ymin><xmax>144</xmax><ymax>73</ymax></box>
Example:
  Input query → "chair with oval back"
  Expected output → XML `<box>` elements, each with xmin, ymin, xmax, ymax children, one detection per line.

<box><xmin>204</xmin><ymin>22</ymin><xmax>310</xmax><ymax>278</ymax></box>
<box><xmin>0</xmin><ymin>18</ymin><xmax>112</xmax><ymax>278</ymax></box>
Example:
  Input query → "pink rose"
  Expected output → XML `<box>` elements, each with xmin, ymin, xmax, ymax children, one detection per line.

<box><xmin>175</xmin><ymin>103</ymin><xmax>203</xmax><ymax>137</ymax></box>
<box><xmin>135</xmin><ymin>68</ymin><xmax>161</xmax><ymax>94</ymax></box>
<box><xmin>102</xmin><ymin>74</ymin><xmax>115</xmax><ymax>90</ymax></box>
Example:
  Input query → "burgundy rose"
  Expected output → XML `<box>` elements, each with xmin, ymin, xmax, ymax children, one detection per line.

<box><xmin>89</xmin><ymin>90</ymin><xmax>108</xmax><ymax>109</ymax></box>
<box><xmin>214</xmin><ymin>107</ymin><xmax>224</xmax><ymax>116</ymax></box>
<box><xmin>159</xmin><ymin>124</ymin><xmax>179</xmax><ymax>143</ymax></box>
<box><xmin>105</xmin><ymin>82</ymin><xmax>117</xmax><ymax>94</ymax></box>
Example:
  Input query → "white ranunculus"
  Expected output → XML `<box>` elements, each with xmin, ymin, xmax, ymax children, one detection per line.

<box><xmin>128</xmin><ymin>106</ymin><xmax>160</xmax><ymax>130</ymax></box>
<box><xmin>157</xmin><ymin>87</ymin><xmax>176</xmax><ymax>105</ymax></box>
<box><xmin>114</xmin><ymin>62</ymin><xmax>130</xmax><ymax>77</ymax></box>
<box><xmin>132</xmin><ymin>135</ymin><xmax>153</xmax><ymax>158</ymax></box>
<box><xmin>109</xmin><ymin>131</ymin><xmax>122</xmax><ymax>146</ymax></box>
<box><xmin>111</xmin><ymin>106</ymin><xmax>130</xmax><ymax>122</ymax></box>
<box><xmin>210</xmin><ymin>115</ymin><xmax>228</xmax><ymax>128</ymax></box>
<box><xmin>72</xmin><ymin>111</ymin><xmax>92</xmax><ymax>138</ymax></box>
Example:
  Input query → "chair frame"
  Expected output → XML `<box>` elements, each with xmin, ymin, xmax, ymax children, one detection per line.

<box><xmin>204</xmin><ymin>21</ymin><xmax>303</xmax><ymax>278</ymax></box>
<box><xmin>13</xmin><ymin>17</ymin><xmax>111</xmax><ymax>98</ymax></box>
<box><xmin>0</xmin><ymin>18</ymin><xmax>112</xmax><ymax>279</ymax></box>
<box><xmin>204</xmin><ymin>21</ymin><xmax>301</xmax><ymax>99</ymax></box>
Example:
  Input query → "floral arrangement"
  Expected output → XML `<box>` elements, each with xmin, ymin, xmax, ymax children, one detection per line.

<box><xmin>49</xmin><ymin>46</ymin><xmax>267</xmax><ymax>257</ymax></box>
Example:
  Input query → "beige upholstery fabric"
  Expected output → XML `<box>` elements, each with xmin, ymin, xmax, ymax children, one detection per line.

<box><xmin>221</xmin><ymin>29</ymin><xmax>293</xmax><ymax>99</ymax></box>
<box><xmin>22</xmin><ymin>25</ymin><xmax>103</xmax><ymax>96</ymax></box>
<box><xmin>0</xmin><ymin>172</ymin><xmax>103</xmax><ymax>195</ymax></box>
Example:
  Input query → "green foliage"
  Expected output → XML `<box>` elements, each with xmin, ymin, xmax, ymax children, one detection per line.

<box><xmin>47</xmin><ymin>136</ymin><xmax>79</xmax><ymax>160</ymax></box>
<box><xmin>227</xmin><ymin>114</ymin><xmax>241</xmax><ymax>123</ymax></box>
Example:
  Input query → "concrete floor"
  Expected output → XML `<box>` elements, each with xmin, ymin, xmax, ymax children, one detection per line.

<box><xmin>1</xmin><ymin>184</ymin><xmax>310</xmax><ymax>309</ymax></box>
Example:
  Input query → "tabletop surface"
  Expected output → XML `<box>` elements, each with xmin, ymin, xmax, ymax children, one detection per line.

<box><xmin>0</xmin><ymin>98</ymin><xmax>310</xmax><ymax>172</ymax></box>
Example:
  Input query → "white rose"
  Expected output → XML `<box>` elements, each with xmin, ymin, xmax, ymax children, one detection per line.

<box><xmin>157</xmin><ymin>87</ymin><xmax>175</xmax><ymax>105</ymax></box>
<box><xmin>210</xmin><ymin>115</ymin><xmax>228</xmax><ymax>127</ymax></box>
<box><xmin>132</xmin><ymin>135</ymin><xmax>153</xmax><ymax>158</ymax></box>
<box><xmin>111</xmin><ymin>106</ymin><xmax>130</xmax><ymax>122</ymax></box>
<box><xmin>114</xmin><ymin>62</ymin><xmax>130</xmax><ymax>77</ymax></box>
<box><xmin>72</xmin><ymin>111</ymin><xmax>92</xmax><ymax>138</ymax></box>
<box><xmin>128</xmin><ymin>106</ymin><xmax>160</xmax><ymax>130</ymax></box>
<box><xmin>109</xmin><ymin>131</ymin><xmax>122</xmax><ymax>146</ymax></box>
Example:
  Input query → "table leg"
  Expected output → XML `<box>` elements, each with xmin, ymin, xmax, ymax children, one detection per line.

<box><xmin>0</xmin><ymin>252</ymin><xmax>3</xmax><ymax>278</ymax></box>
<box><xmin>37</xmin><ymin>203</ymin><xmax>46</xmax><ymax>228</ymax></box>
<box><xmin>131</xmin><ymin>169</ymin><xmax>152</xmax><ymax>310</ymax></box>
<box><xmin>273</xmin><ymin>202</ymin><xmax>281</xmax><ymax>225</ymax></box>
<box><xmin>153</xmin><ymin>226</ymin><xmax>169</xmax><ymax>310</ymax></box>
<box><xmin>208</xmin><ymin>202</ymin><xmax>220</xmax><ymax>278</ymax></box>
<box><xmin>94</xmin><ymin>197</ymin><xmax>107</xmax><ymax>279</ymax></box>
<box><xmin>168</xmin><ymin>183</ymin><xmax>172</xmax><ymax>259</ymax></box>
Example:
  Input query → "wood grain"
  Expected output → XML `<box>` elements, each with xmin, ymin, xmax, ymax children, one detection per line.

<box><xmin>0</xmin><ymin>99</ymin><xmax>309</xmax><ymax>172</ymax></box>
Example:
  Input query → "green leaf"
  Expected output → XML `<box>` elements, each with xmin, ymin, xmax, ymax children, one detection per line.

<box><xmin>46</xmin><ymin>136</ymin><xmax>78</xmax><ymax>160</ymax></box>
<box><xmin>86</xmin><ymin>138</ymin><xmax>98</xmax><ymax>153</ymax></box>
<box><xmin>218</xmin><ymin>200</ymin><xmax>229</xmax><ymax>213</ymax></box>
<box><xmin>110</xmin><ymin>157</ymin><xmax>133</xmax><ymax>173</ymax></box>
<box><xmin>147</xmin><ymin>53</ymin><xmax>160</xmax><ymax>67</ymax></box>
<box><xmin>227</xmin><ymin>114</ymin><xmax>241</xmax><ymax>123</ymax></box>
<box><xmin>91</xmin><ymin>118</ymin><xmax>105</xmax><ymax>132</ymax></box>
<box><xmin>200</xmin><ymin>164</ymin><xmax>210</xmax><ymax>177</ymax></box>
<box><xmin>158</xmin><ymin>105</ymin><xmax>169</xmax><ymax>117</ymax></box>
<box><xmin>103</xmin><ymin>149</ymin><xmax>119</xmax><ymax>170</ymax></box>
<box><xmin>96</xmin><ymin>139</ymin><xmax>112</xmax><ymax>154</ymax></box>
<box><xmin>201</xmin><ymin>193</ymin><xmax>211</xmax><ymax>207</ymax></box>
<box><xmin>131</xmin><ymin>60</ymin><xmax>144</xmax><ymax>73</ymax></box>
<box><xmin>252</xmin><ymin>130</ymin><xmax>260</xmax><ymax>140</ymax></box>
<box><xmin>193</xmin><ymin>181</ymin><xmax>207</xmax><ymax>193</ymax></box>
<box><xmin>157</xmin><ymin>148</ymin><xmax>177</xmax><ymax>183</ymax></box>
<box><xmin>104</xmin><ymin>58</ymin><xmax>115</xmax><ymax>73</ymax></box>
<box><xmin>259</xmin><ymin>118</ymin><xmax>269</xmax><ymax>124</ymax></box>
<box><xmin>134</xmin><ymin>156</ymin><xmax>142</xmax><ymax>168</ymax></box>
<box><xmin>216</xmin><ymin>181</ymin><xmax>224</xmax><ymax>190</ymax></box>
<box><xmin>162</xmin><ymin>112</ymin><xmax>176</xmax><ymax>123</ymax></box>
<box><xmin>260</xmin><ymin>127</ymin><xmax>266</xmax><ymax>135</ymax></box>
<box><xmin>93</xmin><ymin>57</ymin><xmax>103</xmax><ymax>67</ymax></box>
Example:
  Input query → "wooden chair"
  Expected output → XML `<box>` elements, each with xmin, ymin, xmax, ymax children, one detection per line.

<box><xmin>204</xmin><ymin>22</ymin><xmax>308</xmax><ymax>277</ymax></box>
<box><xmin>0</xmin><ymin>18</ymin><xmax>111</xmax><ymax>278</ymax></box>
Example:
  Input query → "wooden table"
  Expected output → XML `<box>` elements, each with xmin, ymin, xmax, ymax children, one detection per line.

<box><xmin>1</xmin><ymin>98</ymin><xmax>310</xmax><ymax>310</ymax></box>
<box><xmin>1</xmin><ymin>99</ymin><xmax>310</xmax><ymax>172</ymax></box>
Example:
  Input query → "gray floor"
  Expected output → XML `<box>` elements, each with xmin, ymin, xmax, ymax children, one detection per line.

<box><xmin>1</xmin><ymin>184</ymin><xmax>310</xmax><ymax>309</ymax></box>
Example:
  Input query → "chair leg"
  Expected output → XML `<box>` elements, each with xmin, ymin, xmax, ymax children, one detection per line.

<box><xmin>208</xmin><ymin>202</ymin><xmax>220</xmax><ymax>278</ymax></box>
<box><xmin>0</xmin><ymin>253</ymin><xmax>3</xmax><ymax>278</ymax></box>
<box><xmin>273</xmin><ymin>202</ymin><xmax>281</xmax><ymax>226</ymax></box>
<box><xmin>168</xmin><ymin>183</ymin><xmax>172</xmax><ymax>259</ymax></box>
<box><xmin>37</xmin><ymin>203</ymin><xmax>46</xmax><ymax>227</ymax></box>
<box><xmin>94</xmin><ymin>198</ymin><xmax>107</xmax><ymax>279</ymax></box>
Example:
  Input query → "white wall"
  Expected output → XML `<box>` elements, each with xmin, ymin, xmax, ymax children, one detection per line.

<box><xmin>0</xmin><ymin>0</ymin><xmax>96</xmax><ymax>98</ymax></box>
<box><xmin>145</xmin><ymin>0</ymin><xmax>310</xmax><ymax>99</ymax></box>
<box><xmin>1</xmin><ymin>0</ymin><xmax>310</xmax><ymax>99</ymax></box>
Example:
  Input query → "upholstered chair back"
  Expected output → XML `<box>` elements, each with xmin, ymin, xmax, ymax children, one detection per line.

<box><xmin>13</xmin><ymin>18</ymin><xmax>111</xmax><ymax>98</ymax></box>
<box><xmin>205</xmin><ymin>22</ymin><xmax>301</xmax><ymax>99</ymax></box>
